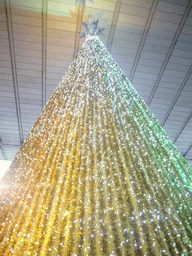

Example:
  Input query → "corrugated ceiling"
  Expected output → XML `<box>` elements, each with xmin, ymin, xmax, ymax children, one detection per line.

<box><xmin>0</xmin><ymin>0</ymin><xmax>192</xmax><ymax>168</ymax></box>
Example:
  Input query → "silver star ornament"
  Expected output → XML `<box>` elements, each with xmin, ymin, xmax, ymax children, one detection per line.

<box><xmin>78</xmin><ymin>20</ymin><xmax>105</xmax><ymax>38</ymax></box>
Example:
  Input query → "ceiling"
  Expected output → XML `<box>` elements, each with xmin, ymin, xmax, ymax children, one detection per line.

<box><xmin>0</xmin><ymin>0</ymin><xmax>192</xmax><ymax>168</ymax></box>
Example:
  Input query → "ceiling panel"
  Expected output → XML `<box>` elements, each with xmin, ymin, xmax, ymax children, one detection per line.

<box><xmin>0</xmin><ymin>21</ymin><xmax>7</xmax><ymax>31</ymax></box>
<box><xmin>186</xmin><ymin>148</ymin><xmax>192</xmax><ymax>158</ymax></box>
<box><xmin>16</xmin><ymin>62</ymin><xmax>41</xmax><ymax>71</ymax></box>
<box><xmin>136</xmin><ymin>66</ymin><xmax>160</xmax><ymax>75</ymax></box>
<box><xmin>111</xmin><ymin>41</ymin><xmax>139</xmax><ymax>51</ymax></box>
<box><xmin>11</xmin><ymin>5</ymin><xmax>41</xmax><ymax>18</ymax></box>
<box><xmin>115</xmin><ymin>21</ymin><xmax>143</xmax><ymax>34</ymax></box>
<box><xmin>168</xmin><ymin>55</ymin><xmax>191</xmax><ymax>66</ymax></box>
<box><xmin>47</xmin><ymin>36</ymin><xmax>75</xmax><ymax>47</ymax></box>
<box><xmin>46</xmin><ymin>72</ymin><xmax>63</xmax><ymax>80</ymax></box>
<box><xmin>11</xmin><ymin>13</ymin><xmax>41</xmax><ymax>26</ymax></box>
<box><xmin>14</xmin><ymin>41</ymin><xmax>42</xmax><ymax>52</ymax></box>
<box><xmin>182</xmin><ymin>24</ymin><xmax>192</xmax><ymax>35</ymax></box>
<box><xmin>178</xmin><ymin>33</ymin><xmax>192</xmax><ymax>43</ymax></box>
<box><xmin>48</xmin><ymin>1</ymin><xmax>75</xmax><ymax>14</ymax></box>
<box><xmin>164</xmin><ymin>0</ymin><xmax>188</xmax><ymax>5</ymax></box>
<box><xmin>4</xmin><ymin>144</ymin><xmax>20</xmax><ymax>160</ymax></box>
<box><xmin>47</xmin><ymin>28</ymin><xmax>75</xmax><ymax>39</ymax></box>
<box><xmin>114</xmin><ymin>30</ymin><xmax>142</xmax><ymax>42</ymax></box>
<box><xmin>154</xmin><ymin>10</ymin><xmax>182</xmax><ymax>23</ymax></box>
<box><xmin>156</xmin><ymin>1</ymin><xmax>186</xmax><ymax>14</ymax></box>
<box><xmin>118</xmin><ymin>13</ymin><xmax>147</xmax><ymax>26</ymax></box>
<box><xmin>172</xmin><ymin>49</ymin><xmax>192</xmax><ymax>59</ymax></box>
<box><xmin>166</xmin><ymin>62</ymin><xmax>190</xmax><ymax>72</ymax></box>
<box><xmin>0</xmin><ymin>2</ymin><xmax>21</xmax><ymax>151</ymax></box>
<box><xmin>47</xmin><ymin>44</ymin><xmax>74</xmax><ymax>55</ymax></box>
<box><xmin>0</xmin><ymin>132</ymin><xmax>20</xmax><ymax>146</ymax></box>
<box><xmin>120</xmin><ymin>3</ymin><xmax>150</xmax><ymax>17</ymax></box>
<box><xmin>145</xmin><ymin>36</ymin><xmax>172</xmax><ymax>47</ymax></box>
<box><xmin>47</xmin><ymin>20</ymin><xmax>77</xmax><ymax>32</ymax></box>
<box><xmin>175</xmin><ymin>120</ymin><xmax>192</xmax><ymax>154</ymax></box>
<box><xmin>0</xmin><ymin>60</ymin><xmax>11</xmax><ymax>68</ymax></box>
<box><xmin>151</xmin><ymin>19</ymin><xmax>180</xmax><ymax>32</ymax></box>
<box><xmin>12</xmin><ymin>23</ymin><xmax>42</xmax><ymax>35</ymax></box>
<box><xmin>122</xmin><ymin>0</ymin><xmax>153</xmax><ymax>8</ymax></box>
<box><xmin>148</xmin><ymin>27</ymin><xmax>176</xmax><ymax>40</ymax></box>
<box><xmin>134</xmin><ymin>71</ymin><xmax>159</xmax><ymax>80</ymax></box>
<box><xmin>111</xmin><ymin>53</ymin><xmax>135</xmax><ymax>64</ymax></box>
<box><xmin>47</xmin><ymin>52</ymin><xmax>73</xmax><ymax>62</ymax></box>
<box><xmin>14</xmin><ymin>48</ymin><xmax>42</xmax><ymax>58</ymax></box>
<box><xmin>140</xmin><ymin>51</ymin><xmax>167</xmax><ymax>62</ymax></box>
<box><xmin>17</xmin><ymin>75</ymin><xmax>41</xmax><ymax>83</ymax></box>
<box><xmin>15</xmin><ymin>55</ymin><xmax>42</xmax><ymax>65</ymax></box>
<box><xmin>0</xmin><ymin>0</ymin><xmax>191</xmax><ymax>168</ymax></box>
<box><xmin>0</xmin><ymin>45</ymin><xmax>10</xmax><ymax>55</ymax></box>
<box><xmin>138</xmin><ymin>58</ymin><xmax>163</xmax><ymax>69</ymax></box>
<box><xmin>0</xmin><ymin>150</ymin><xmax>3</xmax><ymax>159</ymax></box>
<box><xmin>17</xmin><ymin>69</ymin><xmax>42</xmax><ymax>77</ymax></box>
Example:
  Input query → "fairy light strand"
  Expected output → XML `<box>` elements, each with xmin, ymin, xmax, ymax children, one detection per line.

<box><xmin>0</xmin><ymin>34</ymin><xmax>191</xmax><ymax>256</ymax></box>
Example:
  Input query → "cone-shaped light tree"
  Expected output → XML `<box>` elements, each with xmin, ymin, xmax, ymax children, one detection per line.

<box><xmin>0</xmin><ymin>20</ymin><xmax>192</xmax><ymax>256</ymax></box>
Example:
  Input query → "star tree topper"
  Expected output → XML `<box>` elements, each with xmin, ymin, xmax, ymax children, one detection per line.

<box><xmin>78</xmin><ymin>20</ymin><xmax>105</xmax><ymax>38</ymax></box>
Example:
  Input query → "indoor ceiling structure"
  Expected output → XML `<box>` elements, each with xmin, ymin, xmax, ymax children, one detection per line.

<box><xmin>0</xmin><ymin>0</ymin><xmax>192</xmax><ymax>168</ymax></box>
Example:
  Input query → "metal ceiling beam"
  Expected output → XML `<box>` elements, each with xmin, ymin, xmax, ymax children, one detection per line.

<box><xmin>73</xmin><ymin>2</ymin><xmax>84</xmax><ymax>59</ymax></box>
<box><xmin>183</xmin><ymin>143</ymin><xmax>192</xmax><ymax>157</ymax></box>
<box><xmin>107</xmin><ymin>0</ymin><xmax>122</xmax><ymax>52</ymax></box>
<box><xmin>161</xmin><ymin>65</ymin><xmax>192</xmax><ymax>127</ymax></box>
<box><xmin>42</xmin><ymin>0</ymin><xmax>47</xmax><ymax>109</ymax></box>
<box><xmin>0</xmin><ymin>139</ymin><xmax>7</xmax><ymax>160</ymax></box>
<box><xmin>173</xmin><ymin>109</ymin><xmax>192</xmax><ymax>144</ymax></box>
<box><xmin>147</xmin><ymin>0</ymin><xmax>192</xmax><ymax>106</ymax></box>
<box><xmin>3</xmin><ymin>143</ymin><xmax>21</xmax><ymax>147</ymax></box>
<box><xmin>129</xmin><ymin>0</ymin><xmax>158</xmax><ymax>83</ymax></box>
<box><xmin>4</xmin><ymin>0</ymin><xmax>24</xmax><ymax>144</ymax></box>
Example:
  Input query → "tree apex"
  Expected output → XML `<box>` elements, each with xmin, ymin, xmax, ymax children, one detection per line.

<box><xmin>78</xmin><ymin>19</ymin><xmax>105</xmax><ymax>39</ymax></box>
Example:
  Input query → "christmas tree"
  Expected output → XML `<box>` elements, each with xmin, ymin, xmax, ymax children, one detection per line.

<box><xmin>0</xmin><ymin>20</ymin><xmax>192</xmax><ymax>256</ymax></box>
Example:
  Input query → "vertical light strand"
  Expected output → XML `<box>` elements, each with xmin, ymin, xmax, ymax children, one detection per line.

<box><xmin>104</xmin><ymin>62</ymin><xmax>192</xmax><ymax>254</ymax></box>
<box><xmin>0</xmin><ymin>35</ymin><xmax>192</xmax><ymax>256</ymax></box>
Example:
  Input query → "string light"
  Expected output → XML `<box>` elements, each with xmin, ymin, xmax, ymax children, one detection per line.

<box><xmin>0</xmin><ymin>32</ymin><xmax>192</xmax><ymax>255</ymax></box>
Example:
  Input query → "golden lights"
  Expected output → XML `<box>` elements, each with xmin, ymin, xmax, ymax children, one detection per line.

<box><xmin>0</xmin><ymin>36</ymin><xmax>192</xmax><ymax>255</ymax></box>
